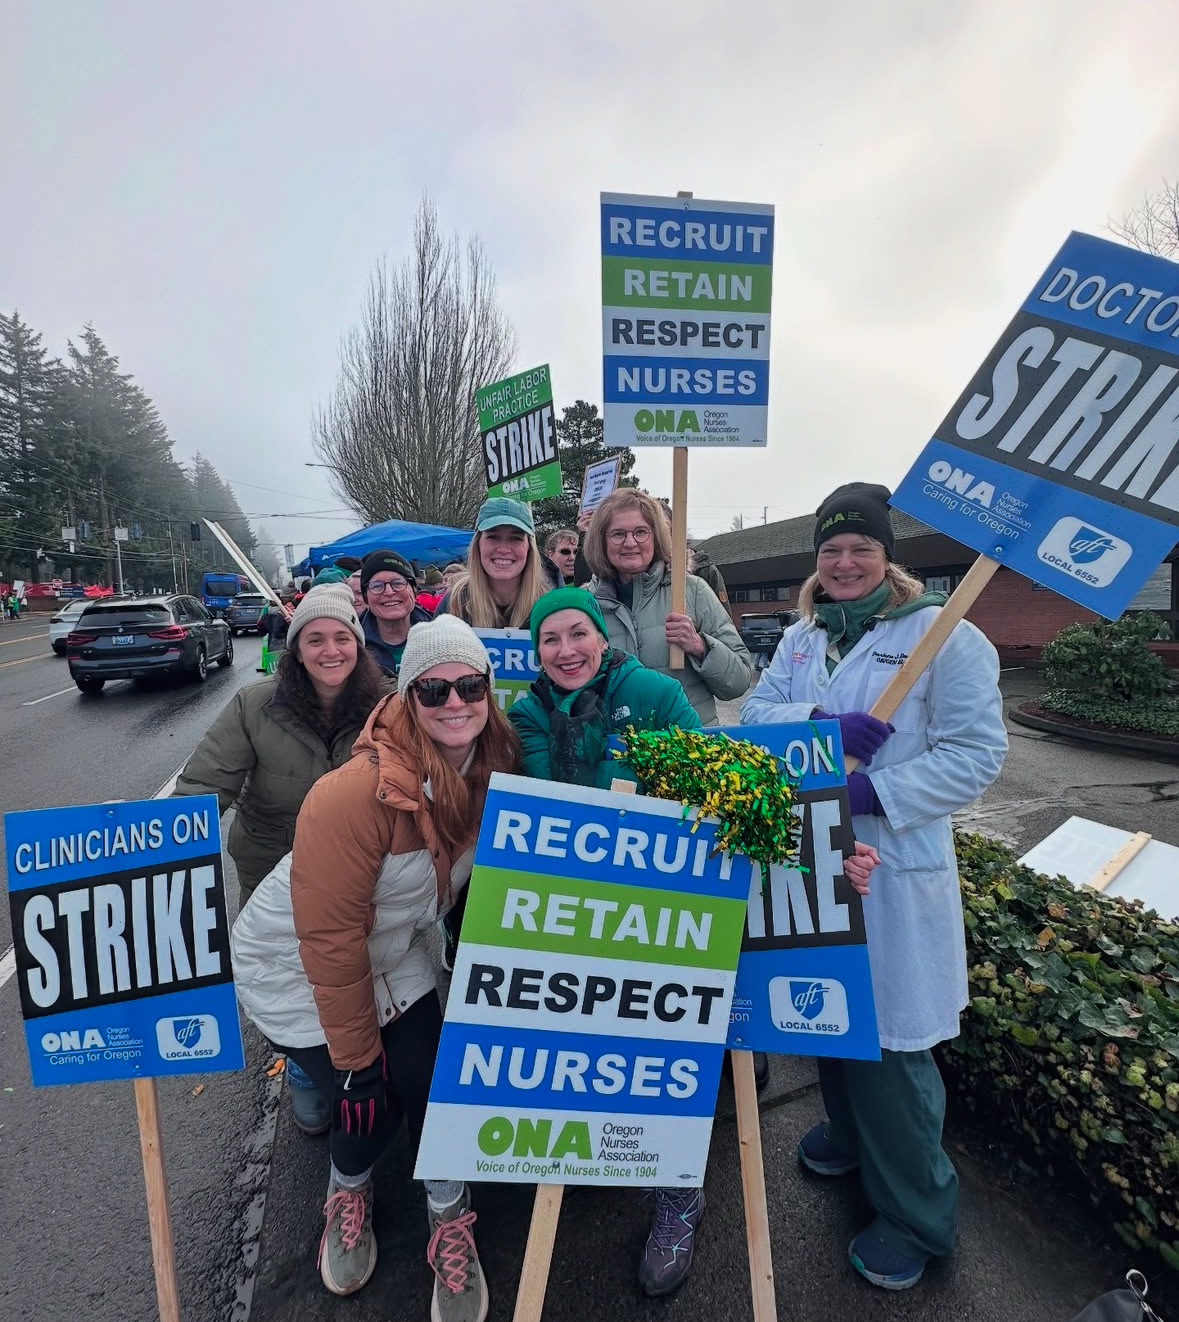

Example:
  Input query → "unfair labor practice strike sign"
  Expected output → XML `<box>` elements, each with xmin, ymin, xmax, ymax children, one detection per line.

<box><xmin>892</xmin><ymin>232</ymin><xmax>1179</xmax><ymax>619</ymax></box>
<box><xmin>478</xmin><ymin>363</ymin><xmax>561</xmax><ymax>502</ymax></box>
<box><xmin>475</xmin><ymin>628</ymin><xmax>539</xmax><ymax>712</ymax></box>
<box><xmin>600</xmin><ymin>192</ymin><xmax>774</xmax><ymax>449</ymax></box>
<box><xmin>415</xmin><ymin>774</ymin><xmax>749</xmax><ymax>1188</ymax></box>
<box><xmin>711</xmin><ymin>723</ymin><xmax>880</xmax><ymax>1062</ymax></box>
<box><xmin>5</xmin><ymin>796</ymin><xmax>244</xmax><ymax>1086</ymax></box>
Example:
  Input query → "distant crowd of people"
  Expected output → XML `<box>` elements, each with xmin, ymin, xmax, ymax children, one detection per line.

<box><xmin>172</xmin><ymin>483</ymin><xmax>1005</xmax><ymax>1319</ymax></box>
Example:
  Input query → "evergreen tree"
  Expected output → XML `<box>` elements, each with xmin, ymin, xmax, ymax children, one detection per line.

<box><xmin>530</xmin><ymin>400</ymin><xmax>638</xmax><ymax>538</ymax></box>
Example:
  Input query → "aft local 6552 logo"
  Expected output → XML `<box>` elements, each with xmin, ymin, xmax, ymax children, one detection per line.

<box><xmin>1036</xmin><ymin>517</ymin><xmax>1132</xmax><ymax>588</ymax></box>
<box><xmin>767</xmin><ymin>976</ymin><xmax>850</xmax><ymax>1036</ymax></box>
<box><xmin>155</xmin><ymin>1014</ymin><xmax>222</xmax><ymax>1061</ymax></box>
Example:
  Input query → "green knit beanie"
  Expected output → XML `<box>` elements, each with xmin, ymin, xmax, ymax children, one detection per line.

<box><xmin>529</xmin><ymin>586</ymin><xmax>609</xmax><ymax>651</ymax></box>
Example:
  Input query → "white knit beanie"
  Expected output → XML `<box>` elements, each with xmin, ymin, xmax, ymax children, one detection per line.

<box><xmin>398</xmin><ymin>615</ymin><xmax>492</xmax><ymax>692</ymax></box>
<box><xmin>286</xmin><ymin>584</ymin><xmax>365</xmax><ymax>648</ymax></box>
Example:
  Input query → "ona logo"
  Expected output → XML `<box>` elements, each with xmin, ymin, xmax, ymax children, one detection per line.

<box><xmin>478</xmin><ymin>1115</ymin><xmax>591</xmax><ymax>1160</ymax></box>
<box><xmin>41</xmin><ymin>1028</ymin><xmax>106</xmax><ymax>1052</ymax></box>
<box><xmin>155</xmin><ymin>1013</ymin><xmax>221</xmax><ymax>1060</ymax></box>
<box><xmin>926</xmin><ymin>460</ymin><xmax>995</xmax><ymax>507</ymax></box>
<box><xmin>1036</xmin><ymin>517</ymin><xmax>1132</xmax><ymax>588</ymax></box>
<box><xmin>634</xmin><ymin>408</ymin><xmax>701</xmax><ymax>435</ymax></box>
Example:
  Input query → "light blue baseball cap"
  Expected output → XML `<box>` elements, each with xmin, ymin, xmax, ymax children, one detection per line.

<box><xmin>475</xmin><ymin>496</ymin><xmax>534</xmax><ymax>535</ymax></box>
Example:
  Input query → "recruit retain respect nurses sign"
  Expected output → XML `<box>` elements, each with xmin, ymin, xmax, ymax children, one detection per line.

<box><xmin>5</xmin><ymin>796</ymin><xmax>244</xmax><ymax>1086</ymax></box>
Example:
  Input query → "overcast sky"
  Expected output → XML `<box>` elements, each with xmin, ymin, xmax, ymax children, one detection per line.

<box><xmin>4</xmin><ymin>0</ymin><xmax>1178</xmax><ymax>559</ymax></box>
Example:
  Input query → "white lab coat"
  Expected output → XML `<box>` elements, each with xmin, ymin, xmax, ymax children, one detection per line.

<box><xmin>741</xmin><ymin>606</ymin><xmax>1007</xmax><ymax>1051</ymax></box>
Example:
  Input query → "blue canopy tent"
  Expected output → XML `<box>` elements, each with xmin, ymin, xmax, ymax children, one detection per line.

<box><xmin>303</xmin><ymin>518</ymin><xmax>473</xmax><ymax>572</ymax></box>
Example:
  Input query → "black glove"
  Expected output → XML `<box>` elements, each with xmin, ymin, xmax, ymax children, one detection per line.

<box><xmin>334</xmin><ymin>1050</ymin><xmax>388</xmax><ymax>1137</ymax></box>
<box><xmin>548</xmin><ymin>687</ymin><xmax>610</xmax><ymax>786</ymax></box>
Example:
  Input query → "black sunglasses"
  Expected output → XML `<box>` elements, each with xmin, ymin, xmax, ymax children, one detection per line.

<box><xmin>411</xmin><ymin>673</ymin><xmax>491</xmax><ymax>708</ymax></box>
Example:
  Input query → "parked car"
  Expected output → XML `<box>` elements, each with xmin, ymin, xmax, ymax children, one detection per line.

<box><xmin>739</xmin><ymin>610</ymin><xmax>798</xmax><ymax>668</ymax></box>
<box><xmin>226</xmin><ymin>593</ymin><xmax>267</xmax><ymax>635</ymax></box>
<box><xmin>66</xmin><ymin>594</ymin><xmax>233</xmax><ymax>694</ymax></box>
<box><xmin>48</xmin><ymin>599</ymin><xmax>91</xmax><ymax>655</ymax></box>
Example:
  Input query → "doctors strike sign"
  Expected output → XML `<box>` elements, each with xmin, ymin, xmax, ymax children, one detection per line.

<box><xmin>415</xmin><ymin>775</ymin><xmax>749</xmax><ymax>1188</ymax></box>
<box><xmin>5</xmin><ymin>797</ymin><xmax>244</xmax><ymax>1086</ymax></box>
<box><xmin>893</xmin><ymin>232</ymin><xmax>1179</xmax><ymax>619</ymax></box>
<box><xmin>601</xmin><ymin>192</ymin><xmax>774</xmax><ymax>449</ymax></box>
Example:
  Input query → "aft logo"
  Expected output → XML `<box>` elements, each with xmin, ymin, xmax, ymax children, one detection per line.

<box><xmin>767</xmin><ymin>976</ymin><xmax>850</xmax><ymax>1036</ymax></box>
<box><xmin>1036</xmin><ymin>517</ymin><xmax>1132</xmax><ymax>589</ymax></box>
<box><xmin>155</xmin><ymin>1014</ymin><xmax>222</xmax><ymax>1061</ymax></box>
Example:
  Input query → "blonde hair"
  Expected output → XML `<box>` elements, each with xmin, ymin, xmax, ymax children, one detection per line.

<box><xmin>446</xmin><ymin>530</ymin><xmax>548</xmax><ymax>628</ymax></box>
<box><xmin>583</xmin><ymin>489</ymin><xmax>673</xmax><ymax>580</ymax></box>
<box><xmin>797</xmin><ymin>542</ymin><xmax>928</xmax><ymax>619</ymax></box>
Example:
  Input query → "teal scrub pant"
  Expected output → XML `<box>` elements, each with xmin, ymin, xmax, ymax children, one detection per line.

<box><xmin>818</xmin><ymin>1048</ymin><xmax>958</xmax><ymax>1259</ymax></box>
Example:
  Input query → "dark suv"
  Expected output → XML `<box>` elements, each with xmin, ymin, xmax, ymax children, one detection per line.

<box><xmin>739</xmin><ymin>611</ymin><xmax>798</xmax><ymax>668</ymax></box>
<box><xmin>67</xmin><ymin>595</ymin><xmax>233</xmax><ymax>694</ymax></box>
<box><xmin>227</xmin><ymin>593</ymin><xmax>267</xmax><ymax>635</ymax></box>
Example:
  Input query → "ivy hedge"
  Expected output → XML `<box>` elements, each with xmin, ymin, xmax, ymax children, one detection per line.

<box><xmin>1038</xmin><ymin>690</ymin><xmax>1179</xmax><ymax>738</ymax></box>
<box><xmin>942</xmin><ymin>833</ymin><xmax>1179</xmax><ymax>1268</ymax></box>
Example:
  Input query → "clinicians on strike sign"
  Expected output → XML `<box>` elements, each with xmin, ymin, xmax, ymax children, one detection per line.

<box><xmin>893</xmin><ymin>232</ymin><xmax>1179</xmax><ymax>618</ymax></box>
<box><xmin>414</xmin><ymin>775</ymin><xmax>749</xmax><ymax>1188</ymax></box>
<box><xmin>5</xmin><ymin>796</ymin><xmax>244</xmax><ymax>1086</ymax></box>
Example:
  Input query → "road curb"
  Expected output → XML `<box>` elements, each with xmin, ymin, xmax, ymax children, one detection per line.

<box><xmin>1010</xmin><ymin>703</ymin><xmax>1179</xmax><ymax>761</ymax></box>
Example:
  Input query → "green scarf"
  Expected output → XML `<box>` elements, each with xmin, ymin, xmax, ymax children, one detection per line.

<box><xmin>813</xmin><ymin>583</ymin><xmax>947</xmax><ymax>669</ymax></box>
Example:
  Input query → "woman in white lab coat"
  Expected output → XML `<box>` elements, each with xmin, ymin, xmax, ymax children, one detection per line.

<box><xmin>741</xmin><ymin>482</ymin><xmax>1007</xmax><ymax>1291</ymax></box>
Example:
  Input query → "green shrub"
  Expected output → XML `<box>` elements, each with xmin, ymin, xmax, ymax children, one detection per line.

<box><xmin>943</xmin><ymin>833</ymin><xmax>1179</xmax><ymax>1268</ymax></box>
<box><xmin>1039</xmin><ymin>690</ymin><xmax>1179</xmax><ymax>737</ymax></box>
<box><xmin>1041</xmin><ymin>612</ymin><xmax>1169</xmax><ymax>703</ymax></box>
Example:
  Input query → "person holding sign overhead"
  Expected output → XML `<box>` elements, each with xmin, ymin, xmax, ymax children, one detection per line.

<box><xmin>437</xmin><ymin>496</ymin><xmax>557</xmax><ymax>627</ymax></box>
<box><xmin>230</xmin><ymin>616</ymin><xmax>520</xmax><ymax>1318</ymax></box>
<box><xmin>585</xmin><ymin>489</ymin><xmax>752</xmax><ymax>724</ymax></box>
<box><xmin>741</xmin><ymin>482</ymin><xmax>1007</xmax><ymax>1290</ymax></box>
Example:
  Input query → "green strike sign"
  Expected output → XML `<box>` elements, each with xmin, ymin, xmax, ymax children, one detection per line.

<box><xmin>478</xmin><ymin>364</ymin><xmax>562</xmax><ymax>502</ymax></box>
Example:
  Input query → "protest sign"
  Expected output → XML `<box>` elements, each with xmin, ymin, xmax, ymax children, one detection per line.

<box><xmin>5</xmin><ymin>795</ymin><xmax>244</xmax><ymax>1086</ymax></box>
<box><xmin>579</xmin><ymin>454</ymin><xmax>622</xmax><ymax>515</ymax></box>
<box><xmin>600</xmin><ymin>192</ymin><xmax>774</xmax><ymax>450</ymax></box>
<box><xmin>474</xmin><ymin>627</ymin><xmax>538</xmax><ymax>712</ymax></box>
<box><xmin>710</xmin><ymin>723</ymin><xmax>880</xmax><ymax>1061</ymax></box>
<box><xmin>478</xmin><ymin>363</ymin><xmax>561</xmax><ymax>502</ymax></box>
<box><xmin>415</xmin><ymin>773</ymin><xmax>750</xmax><ymax>1188</ymax></box>
<box><xmin>892</xmin><ymin>232</ymin><xmax>1179</xmax><ymax>619</ymax></box>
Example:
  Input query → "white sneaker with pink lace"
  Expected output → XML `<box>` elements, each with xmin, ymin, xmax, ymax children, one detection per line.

<box><xmin>426</xmin><ymin>1185</ymin><xmax>488</xmax><ymax>1322</ymax></box>
<box><xmin>318</xmin><ymin>1175</ymin><xmax>376</xmax><ymax>1296</ymax></box>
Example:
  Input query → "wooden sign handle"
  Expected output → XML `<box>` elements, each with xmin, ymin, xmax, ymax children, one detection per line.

<box><xmin>844</xmin><ymin>554</ymin><xmax>1001</xmax><ymax>774</ymax></box>
<box><xmin>134</xmin><ymin>1076</ymin><xmax>183</xmax><ymax>1322</ymax></box>
<box><xmin>732</xmin><ymin>1051</ymin><xmax>778</xmax><ymax>1322</ymax></box>
<box><xmin>669</xmin><ymin>447</ymin><xmax>689</xmax><ymax>669</ymax></box>
<box><xmin>1086</xmin><ymin>831</ymin><xmax>1152</xmax><ymax>892</ymax></box>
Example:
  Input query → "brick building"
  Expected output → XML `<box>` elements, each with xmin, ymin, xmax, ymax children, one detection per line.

<box><xmin>694</xmin><ymin>511</ymin><xmax>1178</xmax><ymax>663</ymax></box>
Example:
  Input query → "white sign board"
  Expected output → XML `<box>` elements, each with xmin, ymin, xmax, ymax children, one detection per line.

<box><xmin>579</xmin><ymin>456</ymin><xmax>622</xmax><ymax>515</ymax></box>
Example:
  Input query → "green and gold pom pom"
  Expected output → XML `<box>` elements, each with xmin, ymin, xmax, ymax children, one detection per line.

<box><xmin>616</xmin><ymin>727</ymin><xmax>803</xmax><ymax>869</ymax></box>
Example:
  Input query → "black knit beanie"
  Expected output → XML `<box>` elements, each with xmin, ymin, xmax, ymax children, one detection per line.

<box><xmin>813</xmin><ymin>483</ymin><xmax>895</xmax><ymax>559</ymax></box>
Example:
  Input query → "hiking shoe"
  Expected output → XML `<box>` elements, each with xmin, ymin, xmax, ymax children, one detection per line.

<box><xmin>427</xmin><ymin>1185</ymin><xmax>488</xmax><ymax>1322</ymax></box>
<box><xmin>286</xmin><ymin>1059</ymin><xmax>330</xmax><ymax>1136</ymax></box>
<box><xmin>318</xmin><ymin>1176</ymin><xmax>376</xmax><ymax>1296</ymax></box>
<box><xmin>848</xmin><ymin>1224</ymin><xmax>927</xmax><ymax>1290</ymax></box>
<box><xmin>638</xmin><ymin>1187</ymin><xmax>705</xmax><ymax>1297</ymax></box>
<box><xmin>797</xmin><ymin>1122</ymin><xmax>859</xmax><ymax>1176</ymax></box>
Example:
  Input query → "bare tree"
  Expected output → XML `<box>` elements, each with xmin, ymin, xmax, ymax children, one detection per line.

<box><xmin>312</xmin><ymin>198</ymin><xmax>516</xmax><ymax>528</ymax></box>
<box><xmin>1109</xmin><ymin>178</ymin><xmax>1179</xmax><ymax>258</ymax></box>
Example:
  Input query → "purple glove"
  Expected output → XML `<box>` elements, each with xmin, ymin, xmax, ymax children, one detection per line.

<box><xmin>814</xmin><ymin>710</ymin><xmax>894</xmax><ymax>766</ymax></box>
<box><xmin>335</xmin><ymin>1049</ymin><xmax>388</xmax><ymax>1138</ymax></box>
<box><xmin>847</xmin><ymin>771</ymin><xmax>884</xmax><ymax>817</ymax></box>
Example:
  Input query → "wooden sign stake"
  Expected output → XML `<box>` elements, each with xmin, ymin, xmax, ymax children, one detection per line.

<box><xmin>732</xmin><ymin>1051</ymin><xmax>778</xmax><ymax>1322</ymax></box>
<box><xmin>134</xmin><ymin>1076</ymin><xmax>183</xmax><ymax>1322</ymax></box>
<box><xmin>1086</xmin><ymin>831</ymin><xmax>1152</xmax><ymax>892</ymax></box>
<box><xmin>844</xmin><ymin>554</ymin><xmax>1002</xmax><ymax>772</ymax></box>
<box><xmin>201</xmin><ymin>519</ymin><xmax>289</xmax><ymax>613</ymax></box>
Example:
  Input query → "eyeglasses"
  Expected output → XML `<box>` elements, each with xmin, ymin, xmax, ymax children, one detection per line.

<box><xmin>411</xmin><ymin>674</ymin><xmax>491</xmax><ymax>707</ymax></box>
<box><xmin>606</xmin><ymin>527</ymin><xmax>652</xmax><ymax>546</ymax></box>
<box><xmin>367</xmin><ymin>577</ymin><xmax>411</xmax><ymax>595</ymax></box>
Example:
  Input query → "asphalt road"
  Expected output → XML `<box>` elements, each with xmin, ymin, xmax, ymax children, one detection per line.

<box><xmin>2</xmin><ymin>648</ymin><xmax>1175</xmax><ymax>1322</ymax></box>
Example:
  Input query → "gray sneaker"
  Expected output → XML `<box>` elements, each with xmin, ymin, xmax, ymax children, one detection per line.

<box><xmin>638</xmin><ymin>1187</ymin><xmax>705</xmax><ymax>1297</ymax></box>
<box><xmin>426</xmin><ymin>1185</ymin><xmax>488</xmax><ymax>1322</ymax></box>
<box><xmin>318</xmin><ymin>1176</ymin><xmax>376</xmax><ymax>1296</ymax></box>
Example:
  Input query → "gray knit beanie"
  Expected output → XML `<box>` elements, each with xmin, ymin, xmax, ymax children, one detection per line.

<box><xmin>398</xmin><ymin>615</ymin><xmax>492</xmax><ymax>692</ymax></box>
<box><xmin>286</xmin><ymin>584</ymin><xmax>365</xmax><ymax>649</ymax></box>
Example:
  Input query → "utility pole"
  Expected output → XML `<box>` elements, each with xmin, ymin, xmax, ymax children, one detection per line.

<box><xmin>166</xmin><ymin>522</ymin><xmax>179</xmax><ymax>593</ymax></box>
<box><xmin>113</xmin><ymin>524</ymin><xmax>128</xmax><ymax>595</ymax></box>
<box><xmin>763</xmin><ymin>507</ymin><xmax>768</xmax><ymax>525</ymax></box>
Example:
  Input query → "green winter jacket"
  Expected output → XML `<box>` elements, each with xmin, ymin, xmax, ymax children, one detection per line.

<box><xmin>592</xmin><ymin>560</ymin><xmax>753</xmax><ymax>724</ymax></box>
<box><xmin>509</xmin><ymin>649</ymin><xmax>701</xmax><ymax>788</ymax></box>
<box><xmin>173</xmin><ymin>676</ymin><xmax>383</xmax><ymax>896</ymax></box>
